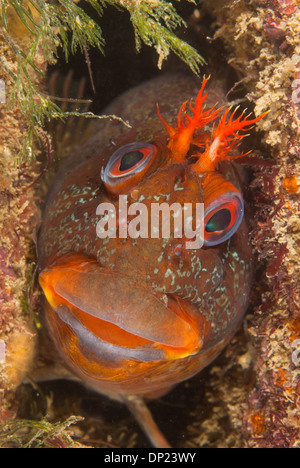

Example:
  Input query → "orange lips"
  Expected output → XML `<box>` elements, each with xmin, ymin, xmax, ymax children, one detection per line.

<box><xmin>39</xmin><ymin>253</ymin><xmax>207</xmax><ymax>362</ymax></box>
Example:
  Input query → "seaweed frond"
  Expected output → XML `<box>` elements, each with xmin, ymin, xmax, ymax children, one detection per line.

<box><xmin>0</xmin><ymin>0</ymin><xmax>110</xmax><ymax>160</ymax></box>
<box><xmin>120</xmin><ymin>0</ymin><xmax>205</xmax><ymax>72</ymax></box>
<box><xmin>0</xmin><ymin>415</ymin><xmax>84</xmax><ymax>448</ymax></box>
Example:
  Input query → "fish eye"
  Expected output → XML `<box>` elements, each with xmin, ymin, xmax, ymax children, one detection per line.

<box><xmin>103</xmin><ymin>142</ymin><xmax>157</xmax><ymax>193</ymax></box>
<box><xmin>205</xmin><ymin>208</ymin><xmax>231</xmax><ymax>233</ymax></box>
<box><xmin>204</xmin><ymin>192</ymin><xmax>244</xmax><ymax>246</ymax></box>
<box><xmin>119</xmin><ymin>150</ymin><xmax>144</xmax><ymax>172</ymax></box>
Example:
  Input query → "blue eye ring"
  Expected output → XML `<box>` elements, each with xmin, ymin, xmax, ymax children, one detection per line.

<box><xmin>204</xmin><ymin>192</ymin><xmax>244</xmax><ymax>246</ymax></box>
<box><xmin>103</xmin><ymin>142</ymin><xmax>157</xmax><ymax>184</ymax></box>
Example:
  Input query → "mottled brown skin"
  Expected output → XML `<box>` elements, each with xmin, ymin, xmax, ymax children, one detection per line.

<box><xmin>38</xmin><ymin>74</ymin><xmax>252</xmax><ymax>401</ymax></box>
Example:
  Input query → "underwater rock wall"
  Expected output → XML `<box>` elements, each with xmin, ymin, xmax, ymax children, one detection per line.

<box><xmin>202</xmin><ymin>0</ymin><xmax>300</xmax><ymax>448</ymax></box>
<box><xmin>0</xmin><ymin>6</ymin><xmax>41</xmax><ymax>424</ymax></box>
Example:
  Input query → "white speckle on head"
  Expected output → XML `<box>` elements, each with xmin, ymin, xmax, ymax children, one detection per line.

<box><xmin>165</xmin><ymin>268</ymin><xmax>176</xmax><ymax>286</ymax></box>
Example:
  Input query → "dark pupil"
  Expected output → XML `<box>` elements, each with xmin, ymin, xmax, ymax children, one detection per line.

<box><xmin>119</xmin><ymin>150</ymin><xmax>144</xmax><ymax>171</ymax></box>
<box><xmin>206</xmin><ymin>208</ymin><xmax>231</xmax><ymax>233</ymax></box>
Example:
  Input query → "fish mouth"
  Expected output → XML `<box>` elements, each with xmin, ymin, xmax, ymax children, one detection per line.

<box><xmin>39</xmin><ymin>253</ymin><xmax>208</xmax><ymax>363</ymax></box>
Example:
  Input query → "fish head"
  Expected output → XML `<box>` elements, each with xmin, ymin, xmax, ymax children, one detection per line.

<box><xmin>38</xmin><ymin>77</ymin><xmax>265</xmax><ymax>397</ymax></box>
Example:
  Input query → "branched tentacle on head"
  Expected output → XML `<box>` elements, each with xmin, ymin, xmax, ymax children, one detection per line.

<box><xmin>157</xmin><ymin>77</ymin><xmax>268</xmax><ymax>173</ymax></box>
